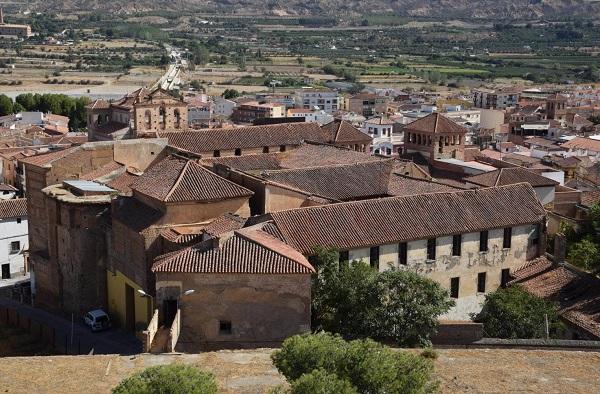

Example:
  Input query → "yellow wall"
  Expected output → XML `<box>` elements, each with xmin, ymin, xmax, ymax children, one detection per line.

<box><xmin>106</xmin><ymin>269</ymin><xmax>152</xmax><ymax>331</ymax></box>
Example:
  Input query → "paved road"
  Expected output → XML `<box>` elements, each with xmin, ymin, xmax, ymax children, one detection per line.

<box><xmin>0</xmin><ymin>297</ymin><xmax>142</xmax><ymax>355</ymax></box>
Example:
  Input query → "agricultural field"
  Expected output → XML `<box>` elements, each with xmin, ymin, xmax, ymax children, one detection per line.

<box><xmin>0</xmin><ymin>11</ymin><xmax>598</xmax><ymax>98</ymax></box>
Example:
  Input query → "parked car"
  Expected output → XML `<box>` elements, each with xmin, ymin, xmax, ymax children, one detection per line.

<box><xmin>84</xmin><ymin>309</ymin><xmax>111</xmax><ymax>332</ymax></box>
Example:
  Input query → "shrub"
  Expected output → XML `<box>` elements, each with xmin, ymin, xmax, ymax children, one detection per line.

<box><xmin>271</xmin><ymin>332</ymin><xmax>347</xmax><ymax>381</ymax></box>
<box><xmin>475</xmin><ymin>286</ymin><xmax>564</xmax><ymax>339</ymax></box>
<box><xmin>290</xmin><ymin>369</ymin><xmax>357</xmax><ymax>394</ymax></box>
<box><xmin>112</xmin><ymin>364</ymin><xmax>218</xmax><ymax>394</ymax></box>
<box><xmin>272</xmin><ymin>332</ymin><xmax>437</xmax><ymax>394</ymax></box>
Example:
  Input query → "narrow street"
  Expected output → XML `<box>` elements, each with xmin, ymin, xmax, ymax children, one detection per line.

<box><xmin>0</xmin><ymin>297</ymin><xmax>142</xmax><ymax>355</ymax></box>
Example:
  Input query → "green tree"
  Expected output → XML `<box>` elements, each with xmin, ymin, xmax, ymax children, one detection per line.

<box><xmin>311</xmin><ymin>248</ymin><xmax>453</xmax><ymax>346</ymax></box>
<box><xmin>222</xmin><ymin>89</ymin><xmax>240</xmax><ymax>100</ymax></box>
<box><xmin>0</xmin><ymin>94</ymin><xmax>13</xmax><ymax>116</ymax></box>
<box><xmin>475</xmin><ymin>286</ymin><xmax>564</xmax><ymax>339</ymax></box>
<box><xmin>568</xmin><ymin>236</ymin><xmax>600</xmax><ymax>273</ymax></box>
<box><xmin>112</xmin><ymin>364</ymin><xmax>217</xmax><ymax>394</ymax></box>
<box><xmin>272</xmin><ymin>332</ymin><xmax>437</xmax><ymax>394</ymax></box>
<box><xmin>12</xmin><ymin>102</ymin><xmax>25</xmax><ymax>113</ymax></box>
<box><xmin>290</xmin><ymin>369</ymin><xmax>356</xmax><ymax>394</ymax></box>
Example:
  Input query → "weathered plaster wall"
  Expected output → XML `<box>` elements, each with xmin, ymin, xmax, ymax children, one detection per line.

<box><xmin>155</xmin><ymin>273</ymin><xmax>311</xmax><ymax>351</ymax></box>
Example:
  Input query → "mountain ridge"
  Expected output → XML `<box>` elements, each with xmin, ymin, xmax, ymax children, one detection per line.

<box><xmin>22</xmin><ymin>0</ymin><xmax>600</xmax><ymax>19</ymax></box>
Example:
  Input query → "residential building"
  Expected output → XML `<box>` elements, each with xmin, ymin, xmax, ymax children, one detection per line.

<box><xmin>362</xmin><ymin>116</ymin><xmax>396</xmax><ymax>155</ymax></box>
<box><xmin>464</xmin><ymin>167</ymin><xmax>559</xmax><ymax>207</ymax></box>
<box><xmin>345</xmin><ymin>93</ymin><xmax>389</xmax><ymax>117</ymax></box>
<box><xmin>255</xmin><ymin>183</ymin><xmax>546</xmax><ymax>319</ymax></box>
<box><xmin>187</xmin><ymin>98</ymin><xmax>213</xmax><ymax>128</ymax></box>
<box><xmin>473</xmin><ymin>88</ymin><xmax>520</xmax><ymax>109</ymax></box>
<box><xmin>161</xmin><ymin>123</ymin><xmax>331</xmax><ymax>158</ymax></box>
<box><xmin>0</xmin><ymin>8</ymin><xmax>32</xmax><ymax>38</ymax></box>
<box><xmin>0</xmin><ymin>199</ymin><xmax>28</xmax><ymax>283</ymax></box>
<box><xmin>561</xmin><ymin>137</ymin><xmax>600</xmax><ymax>159</ymax></box>
<box><xmin>231</xmin><ymin>101</ymin><xmax>285</xmax><ymax>123</ymax></box>
<box><xmin>321</xmin><ymin>119</ymin><xmax>372</xmax><ymax>152</ymax></box>
<box><xmin>287</xmin><ymin>108</ymin><xmax>334</xmax><ymax>125</ymax></box>
<box><xmin>214</xmin><ymin>97</ymin><xmax>237</xmax><ymax>118</ymax></box>
<box><xmin>295</xmin><ymin>89</ymin><xmax>339</xmax><ymax>114</ymax></box>
<box><xmin>0</xmin><ymin>112</ymin><xmax>70</xmax><ymax>135</ymax></box>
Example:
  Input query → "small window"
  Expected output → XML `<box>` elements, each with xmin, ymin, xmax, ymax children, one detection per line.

<box><xmin>450</xmin><ymin>277</ymin><xmax>460</xmax><ymax>298</ymax></box>
<box><xmin>479</xmin><ymin>231</ymin><xmax>489</xmax><ymax>252</ymax></box>
<box><xmin>531</xmin><ymin>224</ymin><xmax>540</xmax><ymax>246</ymax></box>
<box><xmin>398</xmin><ymin>242</ymin><xmax>407</xmax><ymax>265</ymax></box>
<box><xmin>370</xmin><ymin>246</ymin><xmax>379</xmax><ymax>270</ymax></box>
<box><xmin>213</xmin><ymin>150</ymin><xmax>221</xmax><ymax>157</ymax></box>
<box><xmin>263</xmin><ymin>146</ymin><xmax>269</xmax><ymax>153</ymax></box>
<box><xmin>339</xmin><ymin>250</ymin><xmax>349</xmax><ymax>268</ymax></box>
<box><xmin>427</xmin><ymin>238</ymin><xmax>436</xmax><ymax>261</ymax></box>
<box><xmin>452</xmin><ymin>234</ymin><xmax>462</xmax><ymax>257</ymax></box>
<box><xmin>219</xmin><ymin>320</ymin><xmax>232</xmax><ymax>335</ymax></box>
<box><xmin>501</xmin><ymin>268</ymin><xmax>511</xmax><ymax>288</ymax></box>
<box><xmin>477</xmin><ymin>272</ymin><xmax>487</xmax><ymax>293</ymax></box>
<box><xmin>16</xmin><ymin>218</ymin><xmax>21</xmax><ymax>224</ymax></box>
<box><xmin>503</xmin><ymin>227</ymin><xmax>512</xmax><ymax>249</ymax></box>
<box><xmin>234</xmin><ymin>148</ymin><xmax>242</xmax><ymax>156</ymax></box>
<box><xmin>280</xmin><ymin>145</ymin><xmax>286</xmax><ymax>152</ymax></box>
<box><xmin>10</xmin><ymin>241</ymin><xmax>20</xmax><ymax>254</ymax></box>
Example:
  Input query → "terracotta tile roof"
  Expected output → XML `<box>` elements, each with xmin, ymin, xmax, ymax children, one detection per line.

<box><xmin>550</xmin><ymin>155</ymin><xmax>581</xmax><ymax>168</ymax></box>
<box><xmin>203</xmin><ymin>213</ymin><xmax>246</xmax><ymax>236</ymax></box>
<box><xmin>106</xmin><ymin>171</ymin><xmax>140</xmax><ymax>196</ymax></box>
<box><xmin>387</xmin><ymin>175</ymin><xmax>461</xmax><ymax>197</ymax></box>
<box><xmin>203</xmin><ymin>154</ymin><xmax>282</xmax><ymax>171</ymax></box>
<box><xmin>512</xmin><ymin>261</ymin><xmax>600</xmax><ymax>339</ymax></box>
<box><xmin>160</xmin><ymin>228</ymin><xmax>204</xmax><ymax>246</ymax></box>
<box><xmin>0</xmin><ymin>184</ymin><xmax>17</xmax><ymax>192</ymax></box>
<box><xmin>321</xmin><ymin>119</ymin><xmax>372</xmax><ymax>144</ymax></box>
<box><xmin>465</xmin><ymin>168</ymin><xmax>559</xmax><ymax>188</ymax></box>
<box><xmin>203</xmin><ymin>142</ymin><xmax>381</xmax><ymax>172</ymax></box>
<box><xmin>580</xmin><ymin>190</ymin><xmax>600</xmax><ymax>207</ymax></box>
<box><xmin>0</xmin><ymin>198</ymin><xmax>27</xmax><ymax>219</ymax></box>
<box><xmin>18</xmin><ymin>146</ymin><xmax>79</xmax><ymax>168</ymax></box>
<box><xmin>258</xmin><ymin>160</ymin><xmax>393</xmax><ymax>201</ymax></box>
<box><xmin>403</xmin><ymin>113</ymin><xmax>467</xmax><ymax>135</ymax></box>
<box><xmin>152</xmin><ymin>229</ymin><xmax>314</xmax><ymax>274</ymax></box>
<box><xmin>509</xmin><ymin>256</ymin><xmax>554</xmax><ymax>283</ymax></box>
<box><xmin>131</xmin><ymin>155</ymin><xmax>253</xmax><ymax>203</ymax></box>
<box><xmin>267</xmin><ymin>183</ymin><xmax>545</xmax><ymax>254</ymax></box>
<box><xmin>111</xmin><ymin>88</ymin><xmax>151</xmax><ymax>110</ymax></box>
<box><xmin>80</xmin><ymin>161</ymin><xmax>125</xmax><ymax>182</ymax></box>
<box><xmin>86</xmin><ymin>99</ymin><xmax>110</xmax><ymax>110</ymax></box>
<box><xmin>561</xmin><ymin>137</ymin><xmax>600</xmax><ymax>152</ymax></box>
<box><xmin>160</xmin><ymin>122</ymin><xmax>328</xmax><ymax>153</ymax></box>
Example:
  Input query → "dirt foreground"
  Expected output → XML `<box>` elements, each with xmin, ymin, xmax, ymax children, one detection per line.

<box><xmin>0</xmin><ymin>348</ymin><xmax>599</xmax><ymax>393</ymax></box>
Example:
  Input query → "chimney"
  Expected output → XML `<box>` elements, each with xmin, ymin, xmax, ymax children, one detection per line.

<box><xmin>553</xmin><ymin>233</ymin><xmax>566</xmax><ymax>266</ymax></box>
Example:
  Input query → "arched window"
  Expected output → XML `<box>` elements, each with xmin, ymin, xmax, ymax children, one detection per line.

<box><xmin>144</xmin><ymin>110</ymin><xmax>152</xmax><ymax>130</ymax></box>
<box><xmin>159</xmin><ymin>107</ymin><xmax>166</xmax><ymax>130</ymax></box>
<box><xmin>174</xmin><ymin>109</ymin><xmax>181</xmax><ymax>129</ymax></box>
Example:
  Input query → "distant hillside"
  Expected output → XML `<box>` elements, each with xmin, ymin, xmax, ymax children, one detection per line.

<box><xmin>22</xmin><ymin>0</ymin><xmax>600</xmax><ymax>19</ymax></box>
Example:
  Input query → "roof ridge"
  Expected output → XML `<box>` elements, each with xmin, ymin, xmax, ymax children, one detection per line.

<box><xmin>164</xmin><ymin>157</ymin><xmax>190</xmax><ymax>201</ymax></box>
<box><xmin>261</xmin><ymin>158</ymin><xmax>393</xmax><ymax>174</ymax></box>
